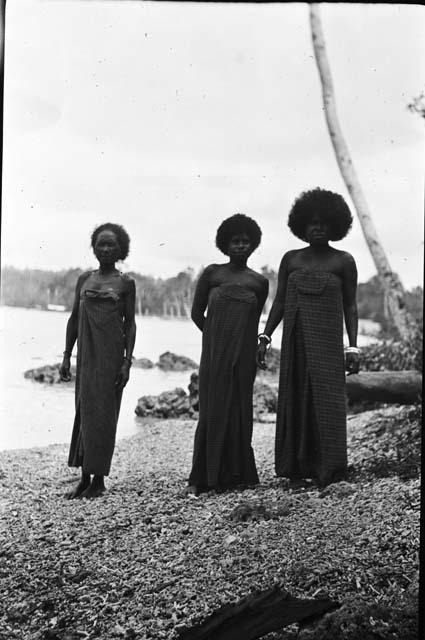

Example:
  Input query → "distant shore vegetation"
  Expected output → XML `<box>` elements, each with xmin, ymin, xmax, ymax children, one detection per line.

<box><xmin>0</xmin><ymin>265</ymin><xmax>422</xmax><ymax>327</ymax></box>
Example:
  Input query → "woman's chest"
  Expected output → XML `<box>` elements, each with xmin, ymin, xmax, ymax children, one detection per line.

<box><xmin>82</xmin><ymin>273</ymin><xmax>125</xmax><ymax>295</ymax></box>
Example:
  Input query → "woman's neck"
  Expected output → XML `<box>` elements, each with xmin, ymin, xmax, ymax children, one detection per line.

<box><xmin>308</xmin><ymin>242</ymin><xmax>330</xmax><ymax>252</ymax></box>
<box><xmin>98</xmin><ymin>263</ymin><xmax>117</xmax><ymax>275</ymax></box>
<box><xmin>228</xmin><ymin>257</ymin><xmax>248</xmax><ymax>269</ymax></box>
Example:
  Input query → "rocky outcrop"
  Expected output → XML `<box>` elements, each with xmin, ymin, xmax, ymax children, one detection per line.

<box><xmin>133</xmin><ymin>357</ymin><xmax>155</xmax><ymax>369</ymax></box>
<box><xmin>156</xmin><ymin>351</ymin><xmax>199</xmax><ymax>372</ymax></box>
<box><xmin>24</xmin><ymin>363</ymin><xmax>76</xmax><ymax>384</ymax></box>
<box><xmin>135</xmin><ymin>372</ymin><xmax>200</xmax><ymax>419</ymax></box>
<box><xmin>24</xmin><ymin>351</ymin><xmax>196</xmax><ymax>383</ymax></box>
<box><xmin>135</xmin><ymin>372</ymin><xmax>278</xmax><ymax>421</ymax></box>
<box><xmin>135</xmin><ymin>388</ymin><xmax>192</xmax><ymax>418</ymax></box>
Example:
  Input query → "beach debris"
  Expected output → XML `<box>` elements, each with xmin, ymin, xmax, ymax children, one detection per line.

<box><xmin>229</xmin><ymin>498</ymin><xmax>291</xmax><ymax>523</ymax></box>
<box><xmin>175</xmin><ymin>585</ymin><xmax>340</xmax><ymax>639</ymax></box>
<box><xmin>346</xmin><ymin>370</ymin><xmax>421</xmax><ymax>405</ymax></box>
<box><xmin>319</xmin><ymin>481</ymin><xmax>356</xmax><ymax>499</ymax></box>
<box><xmin>0</xmin><ymin>404</ymin><xmax>419</xmax><ymax>640</ymax></box>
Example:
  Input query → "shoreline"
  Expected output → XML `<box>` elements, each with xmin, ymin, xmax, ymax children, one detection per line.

<box><xmin>0</xmin><ymin>406</ymin><xmax>420</xmax><ymax>640</ymax></box>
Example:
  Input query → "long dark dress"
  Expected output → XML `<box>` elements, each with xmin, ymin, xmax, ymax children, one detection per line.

<box><xmin>275</xmin><ymin>270</ymin><xmax>347</xmax><ymax>486</ymax></box>
<box><xmin>189</xmin><ymin>283</ymin><xmax>260</xmax><ymax>490</ymax></box>
<box><xmin>68</xmin><ymin>272</ymin><xmax>127</xmax><ymax>476</ymax></box>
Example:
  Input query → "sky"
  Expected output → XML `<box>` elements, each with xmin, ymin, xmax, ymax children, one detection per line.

<box><xmin>1</xmin><ymin>1</ymin><xmax>424</xmax><ymax>288</ymax></box>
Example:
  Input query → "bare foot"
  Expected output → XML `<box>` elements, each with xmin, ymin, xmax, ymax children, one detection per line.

<box><xmin>184</xmin><ymin>485</ymin><xmax>199</xmax><ymax>497</ymax></box>
<box><xmin>79</xmin><ymin>477</ymin><xmax>106</xmax><ymax>499</ymax></box>
<box><xmin>65</xmin><ymin>478</ymin><xmax>90</xmax><ymax>500</ymax></box>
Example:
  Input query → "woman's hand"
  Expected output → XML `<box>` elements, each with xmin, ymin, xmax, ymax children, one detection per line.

<box><xmin>256</xmin><ymin>341</ymin><xmax>268</xmax><ymax>370</ymax></box>
<box><xmin>115</xmin><ymin>359</ymin><xmax>131</xmax><ymax>391</ymax></box>
<box><xmin>345</xmin><ymin>351</ymin><xmax>360</xmax><ymax>375</ymax></box>
<box><xmin>59</xmin><ymin>355</ymin><xmax>72</xmax><ymax>382</ymax></box>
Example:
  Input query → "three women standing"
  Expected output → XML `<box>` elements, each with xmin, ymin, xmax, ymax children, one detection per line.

<box><xmin>60</xmin><ymin>223</ymin><xmax>136</xmax><ymax>499</ymax></box>
<box><xmin>61</xmin><ymin>189</ymin><xmax>359</xmax><ymax>498</ymax></box>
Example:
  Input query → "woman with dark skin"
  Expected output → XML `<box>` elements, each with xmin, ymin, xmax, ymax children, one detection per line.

<box><xmin>59</xmin><ymin>223</ymin><xmax>136</xmax><ymax>499</ymax></box>
<box><xmin>187</xmin><ymin>214</ymin><xmax>269</xmax><ymax>495</ymax></box>
<box><xmin>257</xmin><ymin>188</ymin><xmax>360</xmax><ymax>487</ymax></box>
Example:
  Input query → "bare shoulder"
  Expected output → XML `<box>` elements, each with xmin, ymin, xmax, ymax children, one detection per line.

<box><xmin>284</xmin><ymin>249</ymin><xmax>300</xmax><ymax>258</ymax></box>
<box><xmin>337</xmin><ymin>250</ymin><xmax>357</xmax><ymax>268</ymax></box>
<box><xmin>249</xmin><ymin>268</ymin><xmax>268</xmax><ymax>286</ymax></box>
<box><xmin>77</xmin><ymin>270</ymin><xmax>93</xmax><ymax>286</ymax></box>
<box><xmin>121</xmin><ymin>273</ymin><xmax>136</xmax><ymax>292</ymax></box>
<box><xmin>201</xmin><ymin>263</ymin><xmax>223</xmax><ymax>280</ymax></box>
<box><xmin>280</xmin><ymin>249</ymin><xmax>300</xmax><ymax>269</ymax></box>
<box><xmin>204</xmin><ymin>263</ymin><xmax>221</xmax><ymax>273</ymax></box>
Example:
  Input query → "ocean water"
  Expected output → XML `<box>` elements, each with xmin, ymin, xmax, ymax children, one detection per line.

<box><xmin>0</xmin><ymin>306</ymin><xmax>376</xmax><ymax>451</ymax></box>
<box><xmin>0</xmin><ymin>307</ymin><xmax>206</xmax><ymax>451</ymax></box>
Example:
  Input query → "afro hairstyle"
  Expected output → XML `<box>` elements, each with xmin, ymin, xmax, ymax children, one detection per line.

<box><xmin>215</xmin><ymin>213</ymin><xmax>262</xmax><ymax>255</ymax></box>
<box><xmin>287</xmin><ymin>188</ymin><xmax>353</xmax><ymax>241</ymax></box>
<box><xmin>91</xmin><ymin>223</ymin><xmax>130</xmax><ymax>261</ymax></box>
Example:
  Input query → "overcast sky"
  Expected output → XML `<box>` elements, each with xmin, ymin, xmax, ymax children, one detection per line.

<box><xmin>1</xmin><ymin>1</ymin><xmax>424</xmax><ymax>288</ymax></box>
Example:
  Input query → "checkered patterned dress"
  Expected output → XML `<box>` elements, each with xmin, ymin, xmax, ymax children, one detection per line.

<box><xmin>189</xmin><ymin>283</ymin><xmax>260</xmax><ymax>490</ymax></box>
<box><xmin>275</xmin><ymin>270</ymin><xmax>347</xmax><ymax>485</ymax></box>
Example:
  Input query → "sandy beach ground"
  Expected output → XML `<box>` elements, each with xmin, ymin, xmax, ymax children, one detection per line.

<box><xmin>0</xmin><ymin>406</ymin><xmax>420</xmax><ymax>640</ymax></box>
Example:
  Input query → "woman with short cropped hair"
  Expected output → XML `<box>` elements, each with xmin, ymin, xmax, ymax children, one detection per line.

<box><xmin>60</xmin><ymin>223</ymin><xmax>136</xmax><ymax>499</ymax></box>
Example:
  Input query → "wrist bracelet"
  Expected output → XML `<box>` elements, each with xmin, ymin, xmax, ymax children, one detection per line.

<box><xmin>345</xmin><ymin>346</ymin><xmax>360</xmax><ymax>354</ymax></box>
<box><xmin>124</xmin><ymin>356</ymin><xmax>133</xmax><ymax>366</ymax></box>
<box><xmin>258</xmin><ymin>333</ymin><xmax>272</xmax><ymax>349</ymax></box>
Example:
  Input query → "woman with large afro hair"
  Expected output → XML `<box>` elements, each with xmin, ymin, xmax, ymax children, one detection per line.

<box><xmin>187</xmin><ymin>214</ymin><xmax>269</xmax><ymax>495</ymax></box>
<box><xmin>60</xmin><ymin>223</ymin><xmax>136</xmax><ymax>499</ymax></box>
<box><xmin>257</xmin><ymin>188</ymin><xmax>359</xmax><ymax>487</ymax></box>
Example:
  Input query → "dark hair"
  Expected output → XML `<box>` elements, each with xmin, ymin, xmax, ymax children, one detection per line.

<box><xmin>91</xmin><ymin>223</ymin><xmax>130</xmax><ymax>261</ymax></box>
<box><xmin>215</xmin><ymin>213</ymin><xmax>262</xmax><ymax>255</ymax></box>
<box><xmin>287</xmin><ymin>188</ymin><xmax>353</xmax><ymax>241</ymax></box>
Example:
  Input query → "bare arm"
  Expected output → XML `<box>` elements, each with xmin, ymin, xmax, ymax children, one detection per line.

<box><xmin>256</xmin><ymin>255</ymin><xmax>289</xmax><ymax>369</ymax></box>
<box><xmin>123</xmin><ymin>278</ymin><xmax>137</xmax><ymax>361</ymax></box>
<box><xmin>342</xmin><ymin>253</ymin><xmax>360</xmax><ymax>375</ymax></box>
<box><xmin>263</xmin><ymin>254</ymin><xmax>289</xmax><ymax>338</ymax></box>
<box><xmin>191</xmin><ymin>266</ymin><xmax>212</xmax><ymax>331</ymax></box>
<box><xmin>60</xmin><ymin>272</ymin><xmax>90</xmax><ymax>380</ymax></box>
<box><xmin>256</xmin><ymin>278</ymin><xmax>269</xmax><ymax>319</ymax></box>
<box><xmin>64</xmin><ymin>273</ymin><xmax>90</xmax><ymax>355</ymax></box>
<box><xmin>342</xmin><ymin>253</ymin><xmax>358</xmax><ymax>347</ymax></box>
<box><xmin>116</xmin><ymin>278</ymin><xmax>137</xmax><ymax>391</ymax></box>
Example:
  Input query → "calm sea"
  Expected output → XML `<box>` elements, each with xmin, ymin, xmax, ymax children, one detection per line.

<box><xmin>0</xmin><ymin>306</ymin><xmax>376</xmax><ymax>451</ymax></box>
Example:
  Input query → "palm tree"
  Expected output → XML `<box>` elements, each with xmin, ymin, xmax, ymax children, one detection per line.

<box><xmin>309</xmin><ymin>3</ymin><xmax>413</xmax><ymax>339</ymax></box>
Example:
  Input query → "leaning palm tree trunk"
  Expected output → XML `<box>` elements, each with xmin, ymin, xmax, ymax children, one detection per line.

<box><xmin>309</xmin><ymin>3</ymin><xmax>413</xmax><ymax>339</ymax></box>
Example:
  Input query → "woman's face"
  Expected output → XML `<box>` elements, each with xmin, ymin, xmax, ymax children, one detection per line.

<box><xmin>227</xmin><ymin>232</ymin><xmax>252</xmax><ymax>259</ymax></box>
<box><xmin>94</xmin><ymin>230</ymin><xmax>121</xmax><ymax>265</ymax></box>
<box><xmin>305</xmin><ymin>214</ymin><xmax>330</xmax><ymax>246</ymax></box>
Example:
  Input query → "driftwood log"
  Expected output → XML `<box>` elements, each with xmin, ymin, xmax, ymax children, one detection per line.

<box><xmin>346</xmin><ymin>371</ymin><xmax>421</xmax><ymax>404</ymax></box>
<box><xmin>176</xmin><ymin>586</ymin><xmax>339</xmax><ymax>640</ymax></box>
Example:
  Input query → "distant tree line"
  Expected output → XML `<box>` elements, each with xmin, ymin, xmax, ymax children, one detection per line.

<box><xmin>0</xmin><ymin>265</ymin><xmax>422</xmax><ymax>324</ymax></box>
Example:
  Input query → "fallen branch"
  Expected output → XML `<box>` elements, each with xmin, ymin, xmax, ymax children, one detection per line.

<box><xmin>176</xmin><ymin>585</ymin><xmax>339</xmax><ymax>640</ymax></box>
<box><xmin>346</xmin><ymin>371</ymin><xmax>421</xmax><ymax>404</ymax></box>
